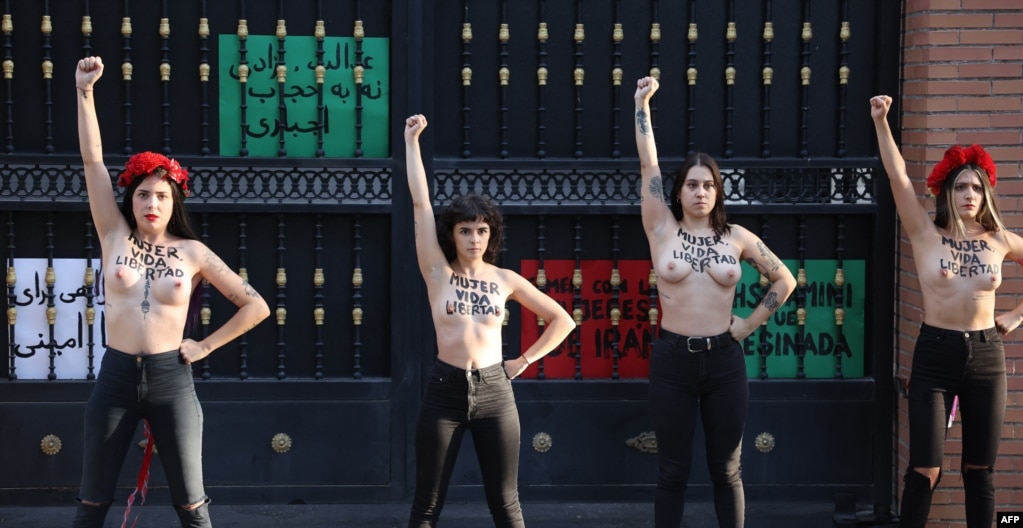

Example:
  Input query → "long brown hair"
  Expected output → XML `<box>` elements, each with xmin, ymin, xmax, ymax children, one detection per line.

<box><xmin>669</xmin><ymin>152</ymin><xmax>731</xmax><ymax>238</ymax></box>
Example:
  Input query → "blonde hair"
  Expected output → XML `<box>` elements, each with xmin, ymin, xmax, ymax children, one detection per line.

<box><xmin>934</xmin><ymin>166</ymin><xmax>1005</xmax><ymax>240</ymax></box>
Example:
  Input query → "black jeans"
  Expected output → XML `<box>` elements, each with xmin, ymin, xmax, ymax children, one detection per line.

<box><xmin>901</xmin><ymin>324</ymin><xmax>1005</xmax><ymax>528</ymax></box>
<box><xmin>74</xmin><ymin>348</ymin><xmax>210</xmax><ymax>528</ymax></box>
<box><xmin>408</xmin><ymin>358</ymin><xmax>523</xmax><ymax>528</ymax></box>
<box><xmin>649</xmin><ymin>330</ymin><xmax>747</xmax><ymax>528</ymax></box>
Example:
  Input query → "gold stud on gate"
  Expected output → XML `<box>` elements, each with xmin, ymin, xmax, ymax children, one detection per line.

<box><xmin>40</xmin><ymin>434</ymin><xmax>62</xmax><ymax>455</ymax></box>
<box><xmin>271</xmin><ymin>433</ymin><xmax>292</xmax><ymax>454</ymax></box>
<box><xmin>531</xmin><ymin>432</ymin><xmax>552</xmax><ymax>453</ymax></box>
<box><xmin>754</xmin><ymin>432</ymin><xmax>775</xmax><ymax>453</ymax></box>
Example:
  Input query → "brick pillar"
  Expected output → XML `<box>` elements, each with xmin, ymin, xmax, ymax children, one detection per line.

<box><xmin>898</xmin><ymin>2</ymin><xmax>1023</xmax><ymax>526</ymax></box>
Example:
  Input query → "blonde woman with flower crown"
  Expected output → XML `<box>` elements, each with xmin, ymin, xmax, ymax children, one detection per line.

<box><xmin>871</xmin><ymin>94</ymin><xmax>1023</xmax><ymax>528</ymax></box>
<box><xmin>72</xmin><ymin>56</ymin><xmax>270</xmax><ymax>528</ymax></box>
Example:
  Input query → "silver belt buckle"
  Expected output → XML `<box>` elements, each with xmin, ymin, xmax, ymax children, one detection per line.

<box><xmin>686</xmin><ymin>336</ymin><xmax>709</xmax><ymax>353</ymax></box>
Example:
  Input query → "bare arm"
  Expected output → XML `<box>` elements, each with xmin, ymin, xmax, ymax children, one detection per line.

<box><xmin>404</xmin><ymin>114</ymin><xmax>449</xmax><ymax>283</ymax></box>
<box><xmin>634</xmin><ymin>77</ymin><xmax>674</xmax><ymax>243</ymax></box>
<box><xmin>995</xmin><ymin>230</ymin><xmax>1023</xmax><ymax>334</ymax></box>
<box><xmin>76</xmin><ymin>56</ymin><xmax>126</xmax><ymax>241</ymax></box>
<box><xmin>870</xmin><ymin>95</ymin><xmax>932</xmax><ymax>239</ymax></box>
<box><xmin>178</xmin><ymin>243</ymin><xmax>271</xmax><ymax>364</ymax></box>
<box><xmin>730</xmin><ymin>229</ymin><xmax>796</xmax><ymax>341</ymax></box>
<box><xmin>503</xmin><ymin>271</ymin><xmax>575</xmax><ymax>378</ymax></box>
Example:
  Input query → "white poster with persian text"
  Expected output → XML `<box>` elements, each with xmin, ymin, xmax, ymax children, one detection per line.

<box><xmin>8</xmin><ymin>258</ymin><xmax>107</xmax><ymax>379</ymax></box>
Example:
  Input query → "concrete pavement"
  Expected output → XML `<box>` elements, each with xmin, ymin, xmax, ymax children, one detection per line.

<box><xmin>0</xmin><ymin>500</ymin><xmax>860</xmax><ymax>527</ymax></box>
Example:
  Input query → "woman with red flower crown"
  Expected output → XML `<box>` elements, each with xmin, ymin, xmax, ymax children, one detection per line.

<box><xmin>871</xmin><ymin>95</ymin><xmax>1023</xmax><ymax>528</ymax></box>
<box><xmin>72</xmin><ymin>56</ymin><xmax>270</xmax><ymax>528</ymax></box>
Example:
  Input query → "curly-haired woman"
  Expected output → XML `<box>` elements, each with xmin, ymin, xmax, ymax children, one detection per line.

<box><xmin>402</xmin><ymin>114</ymin><xmax>575</xmax><ymax>527</ymax></box>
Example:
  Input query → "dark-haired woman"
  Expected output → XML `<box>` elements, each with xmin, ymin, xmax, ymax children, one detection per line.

<box><xmin>73</xmin><ymin>56</ymin><xmax>270</xmax><ymax>528</ymax></box>
<box><xmin>871</xmin><ymin>95</ymin><xmax>1023</xmax><ymax>528</ymax></box>
<box><xmin>634</xmin><ymin>77</ymin><xmax>796</xmax><ymax>528</ymax></box>
<box><xmin>403</xmin><ymin>114</ymin><xmax>575</xmax><ymax>527</ymax></box>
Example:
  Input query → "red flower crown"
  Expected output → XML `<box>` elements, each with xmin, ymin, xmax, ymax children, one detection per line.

<box><xmin>117</xmin><ymin>151</ymin><xmax>190</xmax><ymax>196</ymax></box>
<box><xmin>926</xmin><ymin>144</ymin><xmax>996</xmax><ymax>197</ymax></box>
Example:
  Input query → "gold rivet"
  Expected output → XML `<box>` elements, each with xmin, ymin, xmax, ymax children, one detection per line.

<box><xmin>754</xmin><ymin>432</ymin><xmax>775</xmax><ymax>453</ymax></box>
<box><xmin>271</xmin><ymin>433</ymin><xmax>292</xmax><ymax>453</ymax></box>
<box><xmin>532</xmin><ymin>432</ymin><xmax>552</xmax><ymax>453</ymax></box>
<box><xmin>40</xmin><ymin>434</ymin><xmax>62</xmax><ymax>455</ymax></box>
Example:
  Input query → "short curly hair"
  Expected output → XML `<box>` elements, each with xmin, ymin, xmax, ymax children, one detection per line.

<box><xmin>436</xmin><ymin>194</ymin><xmax>504</xmax><ymax>264</ymax></box>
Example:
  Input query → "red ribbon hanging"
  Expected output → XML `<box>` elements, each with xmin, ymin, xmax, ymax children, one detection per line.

<box><xmin>121</xmin><ymin>420</ymin><xmax>154</xmax><ymax>528</ymax></box>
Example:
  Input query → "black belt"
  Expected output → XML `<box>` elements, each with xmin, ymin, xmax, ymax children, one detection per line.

<box><xmin>659</xmin><ymin>329</ymin><xmax>734</xmax><ymax>353</ymax></box>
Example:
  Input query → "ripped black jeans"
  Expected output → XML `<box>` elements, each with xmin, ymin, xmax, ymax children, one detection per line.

<box><xmin>74</xmin><ymin>347</ymin><xmax>210</xmax><ymax>528</ymax></box>
<box><xmin>408</xmin><ymin>358</ymin><xmax>523</xmax><ymax>528</ymax></box>
<box><xmin>901</xmin><ymin>324</ymin><xmax>1005</xmax><ymax>528</ymax></box>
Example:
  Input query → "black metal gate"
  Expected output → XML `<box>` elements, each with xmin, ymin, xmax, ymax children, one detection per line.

<box><xmin>0</xmin><ymin>0</ymin><xmax>902</xmax><ymax>514</ymax></box>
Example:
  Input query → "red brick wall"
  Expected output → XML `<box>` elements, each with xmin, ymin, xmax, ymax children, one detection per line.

<box><xmin>898</xmin><ymin>1</ymin><xmax>1023</xmax><ymax>526</ymax></box>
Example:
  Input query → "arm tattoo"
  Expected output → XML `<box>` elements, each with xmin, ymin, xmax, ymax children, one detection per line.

<box><xmin>242</xmin><ymin>280</ymin><xmax>262</xmax><ymax>298</ymax></box>
<box><xmin>203</xmin><ymin>249</ymin><xmax>228</xmax><ymax>274</ymax></box>
<box><xmin>755</xmin><ymin>241</ymin><xmax>782</xmax><ymax>272</ymax></box>
<box><xmin>744</xmin><ymin>257</ymin><xmax>764</xmax><ymax>275</ymax></box>
<box><xmin>636</xmin><ymin>110</ymin><xmax>650</xmax><ymax>135</ymax></box>
<box><xmin>649</xmin><ymin>176</ymin><xmax>665</xmax><ymax>201</ymax></box>
<box><xmin>228</xmin><ymin>280</ymin><xmax>262</xmax><ymax>304</ymax></box>
<box><xmin>761</xmin><ymin>291</ymin><xmax>781</xmax><ymax>312</ymax></box>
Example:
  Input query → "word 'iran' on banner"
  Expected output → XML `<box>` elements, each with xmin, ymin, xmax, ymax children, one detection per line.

<box><xmin>517</xmin><ymin>259</ymin><xmax>864</xmax><ymax>380</ymax></box>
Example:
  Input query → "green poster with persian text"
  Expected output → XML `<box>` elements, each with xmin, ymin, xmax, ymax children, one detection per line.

<box><xmin>219</xmin><ymin>35</ymin><xmax>389</xmax><ymax>157</ymax></box>
<box><xmin>733</xmin><ymin>259</ymin><xmax>865</xmax><ymax>378</ymax></box>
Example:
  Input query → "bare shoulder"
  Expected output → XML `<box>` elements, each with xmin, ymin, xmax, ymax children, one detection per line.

<box><xmin>495</xmin><ymin>264</ymin><xmax>526</xmax><ymax>281</ymax></box>
<box><xmin>493</xmin><ymin>266</ymin><xmax>534</xmax><ymax>295</ymax></box>
<box><xmin>724</xmin><ymin>223</ymin><xmax>757</xmax><ymax>248</ymax></box>
<box><xmin>727</xmin><ymin>224</ymin><xmax>785</xmax><ymax>267</ymax></box>
<box><xmin>498</xmin><ymin>266</ymin><xmax>556</xmax><ymax>311</ymax></box>
<box><xmin>1000</xmin><ymin>228</ymin><xmax>1023</xmax><ymax>245</ymax></box>
<box><xmin>998</xmin><ymin>228</ymin><xmax>1023</xmax><ymax>261</ymax></box>
<box><xmin>175</xmin><ymin>237</ymin><xmax>208</xmax><ymax>257</ymax></box>
<box><xmin>177</xmin><ymin>238</ymin><xmax>229</xmax><ymax>273</ymax></box>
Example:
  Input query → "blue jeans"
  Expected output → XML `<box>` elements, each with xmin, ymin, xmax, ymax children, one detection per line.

<box><xmin>900</xmin><ymin>324</ymin><xmax>1005</xmax><ymax>528</ymax></box>
<box><xmin>408</xmin><ymin>358</ymin><xmax>524</xmax><ymax>528</ymax></box>
<box><xmin>74</xmin><ymin>347</ymin><xmax>210</xmax><ymax>528</ymax></box>
<box><xmin>649</xmin><ymin>330</ymin><xmax>748</xmax><ymax>528</ymax></box>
